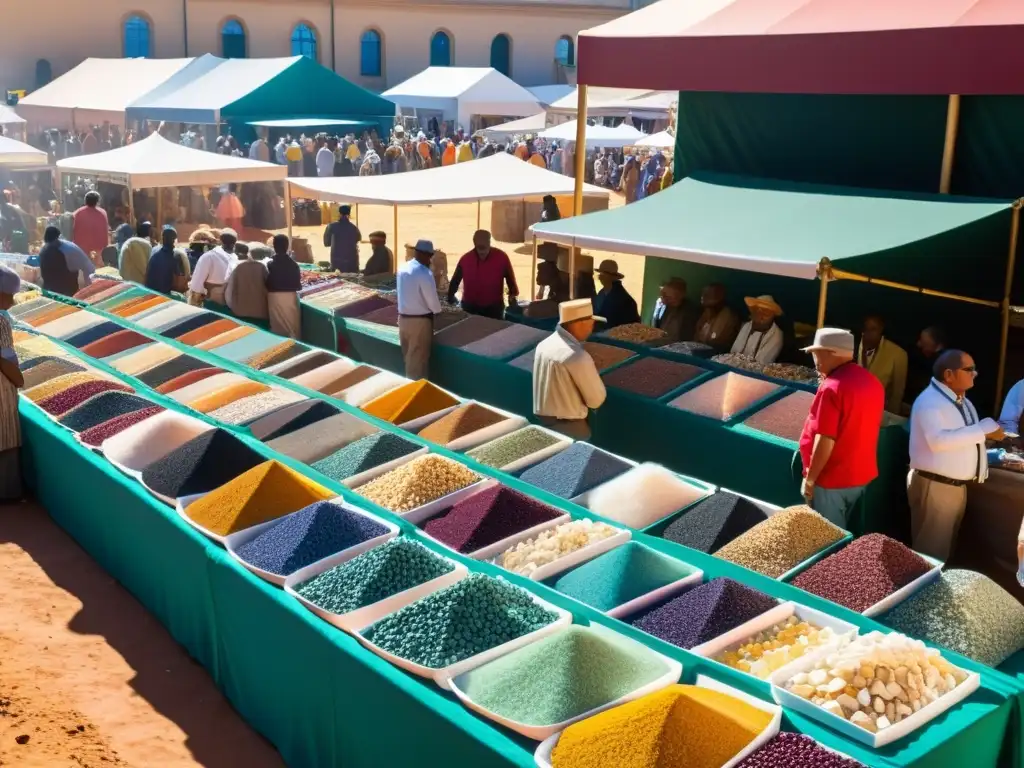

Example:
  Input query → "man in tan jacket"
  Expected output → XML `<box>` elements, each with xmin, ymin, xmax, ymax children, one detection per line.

<box><xmin>858</xmin><ymin>314</ymin><xmax>908</xmax><ymax>414</ymax></box>
<box><xmin>533</xmin><ymin>298</ymin><xmax>607</xmax><ymax>440</ymax></box>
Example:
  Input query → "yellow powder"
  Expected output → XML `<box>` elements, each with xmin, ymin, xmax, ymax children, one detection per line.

<box><xmin>24</xmin><ymin>372</ymin><xmax>107</xmax><ymax>403</ymax></box>
<box><xmin>185</xmin><ymin>460</ymin><xmax>334</xmax><ymax>536</ymax></box>
<box><xmin>361</xmin><ymin>380</ymin><xmax>458</xmax><ymax>424</ymax></box>
<box><xmin>196</xmin><ymin>326</ymin><xmax>257</xmax><ymax>350</ymax></box>
<box><xmin>188</xmin><ymin>381</ymin><xmax>271</xmax><ymax>413</ymax></box>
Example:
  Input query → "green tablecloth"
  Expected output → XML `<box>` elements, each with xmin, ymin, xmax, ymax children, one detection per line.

<box><xmin>19</xmin><ymin>403</ymin><xmax>1024</xmax><ymax>768</ymax></box>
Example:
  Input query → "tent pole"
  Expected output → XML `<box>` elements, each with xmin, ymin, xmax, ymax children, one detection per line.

<box><xmin>392</xmin><ymin>205</ymin><xmax>398</xmax><ymax>274</ymax></box>
<box><xmin>476</xmin><ymin>200</ymin><xmax>481</xmax><ymax>231</ymax></box>
<box><xmin>816</xmin><ymin>259</ymin><xmax>830</xmax><ymax>328</ymax></box>
<box><xmin>284</xmin><ymin>181</ymin><xmax>293</xmax><ymax>241</ymax></box>
<box><xmin>127</xmin><ymin>184</ymin><xmax>135</xmax><ymax>228</ymax></box>
<box><xmin>828</xmin><ymin>267</ymin><xmax>1001</xmax><ymax>309</ymax></box>
<box><xmin>996</xmin><ymin>201</ymin><xmax>1021</xmax><ymax>406</ymax></box>
<box><xmin>939</xmin><ymin>94</ymin><xmax>961</xmax><ymax>194</ymax></box>
<box><xmin>569</xmin><ymin>85</ymin><xmax>588</xmax><ymax>302</ymax></box>
<box><xmin>155</xmin><ymin>187</ymin><xmax>162</xmax><ymax>231</ymax></box>
<box><xmin>531</xmin><ymin>234</ymin><xmax>538</xmax><ymax>300</ymax></box>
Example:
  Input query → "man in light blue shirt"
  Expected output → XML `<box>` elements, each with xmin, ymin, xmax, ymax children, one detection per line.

<box><xmin>316</xmin><ymin>136</ymin><xmax>335</xmax><ymax>178</ymax></box>
<box><xmin>60</xmin><ymin>239</ymin><xmax>97</xmax><ymax>286</ymax></box>
<box><xmin>396</xmin><ymin>239</ymin><xmax>442</xmax><ymax>379</ymax></box>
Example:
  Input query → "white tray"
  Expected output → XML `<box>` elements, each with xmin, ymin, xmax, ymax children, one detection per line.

<box><xmin>338</xmin><ymin>445</ymin><xmax>429</xmax><ymax>489</ymax></box>
<box><xmin>605</xmin><ymin>561</ymin><xmax>704</xmax><ymax>620</ymax></box>
<box><xmin>574</xmin><ymin>463</ymin><xmax>712</xmax><ymax>529</ymax></box>
<box><xmin>418</xmin><ymin>512</ymin><xmax>571</xmax><ymax>562</ymax></box>
<box><xmin>437</xmin><ymin>403</ymin><xmax>528</xmax><ymax>452</ymax></box>
<box><xmin>770</xmin><ymin>646</ymin><xmax>980</xmax><ymax>748</ymax></box>
<box><xmin>534</xmin><ymin>673</ymin><xmax>781</xmax><ymax>767</ymax></box>
<box><xmin>100</xmin><ymin>410</ymin><xmax>214</xmax><ymax>472</ymax></box>
<box><xmin>285</xmin><ymin>546</ymin><xmax>468</xmax><ymax>634</ymax></box>
<box><xmin>393</xmin><ymin>476</ymin><xmax>495</xmax><ymax>525</ymax></box>
<box><xmin>492</xmin><ymin>526</ymin><xmax>632</xmax><ymax>582</ymax></box>
<box><xmin>690</xmin><ymin>601</ymin><xmax>859</xmax><ymax>682</ymax></box>
<box><xmin>175</xmin><ymin>492</ymin><xmax>225</xmax><ymax>543</ymax></box>
<box><xmin>862</xmin><ymin>554</ymin><xmax>943</xmax><ymax>618</ymax></box>
<box><xmin>449</xmin><ymin>624</ymin><xmax>683</xmax><ymax>741</ymax></box>
<box><xmin>469</xmin><ymin>425</ymin><xmax>574</xmax><ymax>474</ymax></box>
<box><xmin>354</xmin><ymin>588</ymin><xmax>571</xmax><ymax>690</ymax></box>
<box><xmin>224</xmin><ymin>497</ymin><xmax>399</xmax><ymax>586</ymax></box>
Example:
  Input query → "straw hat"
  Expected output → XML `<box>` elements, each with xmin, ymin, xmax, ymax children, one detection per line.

<box><xmin>802</xmin><ymin>327</ymin><xmax>855</xmax><ymax>355</ymax></box>
<box><xmin>744</xmin><ymin>295</ymin><xmax>783</xmax><ymax>316</ymax></box>
<box><xmin>596</xmin><ymin>259</ymin><xmax>624</xmax><ymax>279</ymax></box>
<box><xmin>559</xmin><ymin>298</ymin><xmax>593</xmax><ymax>324</ymax></box>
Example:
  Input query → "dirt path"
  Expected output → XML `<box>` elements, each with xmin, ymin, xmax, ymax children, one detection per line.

<box><xmin>0</xmin><ymin>501</ymin><xmax>285</xmax><ymax>768</ymax></box>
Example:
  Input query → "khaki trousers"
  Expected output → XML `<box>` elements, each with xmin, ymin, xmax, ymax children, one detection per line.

<box><xmin>398</xmin><ymin>316</ymin><xmax>433</xmax><ymax>380</ymax></box>
<box><xmin>268</xmin><ymin>292</ymin><xmax>301</xmax><ymax>339</ymax></box>
<box><xmin>538</xmin><ymin>416</ymin><xmax>591</xmax><ymax>441</ymax></box>
<box><xmin>908</xmin><ymin>469</ymin><xmax>968</xmax><ymax>560</ymax></box>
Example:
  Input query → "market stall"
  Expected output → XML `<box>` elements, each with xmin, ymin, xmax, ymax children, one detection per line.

<box><xmin>538</xmin><ymin>119</ymin><xmax>646</xmax><ymax>147</ymax></box>
<box><xmin>477</xmin><ymin>113</ymin><xmax>548</xmax><ymax>140</ymax></box>
<box><xmin>16</xmin><ymin>57</ymin><xmax>194</xmax><ymax>130</ymax></box>
<box><xmin>382</xmin><ymin>67</ymin><xmax>541</xmax><ymax>132</ymax></box>
<box><xmin>0</xmin><ymin>135</ymin><xmax>46</xmax><ymax>167</ymax></box>
<box><xmin>0</xmin><ymin>104</ymin><xmax>27</xmax><ymax>141</ymax></box>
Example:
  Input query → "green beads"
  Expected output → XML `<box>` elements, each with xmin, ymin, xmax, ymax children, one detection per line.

<box><xmin>295</xmin><ymin>538</ymin><xmax>454</xmax><ymax>615</ymax></box>
<box><xmin>364</xmin><ymin>573</ymin><xmax>559</xmax><ymax>669</ymax></box>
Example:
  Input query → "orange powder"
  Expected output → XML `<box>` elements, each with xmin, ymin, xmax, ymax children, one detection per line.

<box><xmin>196</xmin><ymin>326</ymin><xmax>256</xmax><ymax>350</ymax></box>
<box><xmin>176</xmin><ymin>319</ymin><xmax>239</xmax><ymax>347</ymax></box>
<box><xmin>155</xmin><ymin>368</ymin><xmax>224</xmax><ymax>394</ymax></box>
<box><xmin>360</xmin><ymin>380</ymin><xmax>458</xmax><ymax>424</ymax></box>
<box><xmin>26</xmin><ymin>304</ymin><xmax>78</xmax><ymax>327</ymax></box>
<box><xmin>113</xmin><ymin>295</ymin><xmax>168</xmax><ymax>317</ymax></box>
<box><xmin>188</xmin><ymin>381</ymin><xmax>271</xmax><ymax>413</ymax></box>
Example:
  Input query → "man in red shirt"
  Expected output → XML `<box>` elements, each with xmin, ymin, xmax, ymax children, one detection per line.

<box><xmin>447</xmin><ymin>229</ymin><xmax>518</xmax><ymax>318</ymax></box>
<box><xmin>799</xmin><ymin>327</ymin><xmax>884</xmax><ymax>528</ymax></box>
<box><xmin>72</xmin><ymin>191</ymin><xmax>109</xmax><ymax>264</ymax></box>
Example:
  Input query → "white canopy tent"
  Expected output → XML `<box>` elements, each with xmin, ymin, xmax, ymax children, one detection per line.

<box><xmin>0</xmin><ymin>105</ymin><xmax>26</xmax><ymax>133</ymax></box>
<box><xmin>635</xmin><ymin>130</ymin><xmax>675</xmax><ymax>149</ymax></box>
<box><xmin>527</xmin><ymin>85</ymin><xmax>575</xmax><ymax>107</ymax></box>
<box><xmin>383</xmin><ymin>67</ymin><xmax>541</xmax><ymax>130</ymax></box>
<box><xmin>16</xmin><ymin>58</ymin><xmax>194</xmax><ymax>129</ymax></box>
<box><xmin>288</xmin><ymin>152</ymin><xmax>608</xmax><ymax>270</ymax></box>
<box><xmin>56</xmin><ymin>132</ymin><xmax>286</xmax><ymax>226</ymax></box>
<box><xmin>477</xmin><ymin>113</ymin><xmax>547</xmax><ymax>139</ymax></box>
<box><xmin>538</xmin><ymin>120</ymin><xmax>646</xmax><ymax>147</ymax></box>
<box><xmin>0</xmin><ymin>136</ymin><xmax>47</xmax><ymax>167</ymax></box>
<box><xmin>546</xmin><ymin>87</ymin><xmax>673</xmax><ymax>119</ymax></box>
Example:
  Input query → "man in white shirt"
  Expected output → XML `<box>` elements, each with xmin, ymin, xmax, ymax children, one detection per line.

<box><xmin>188</xmin><ymin>229</ymin><xmax>238</xmax><ymax>307</ymax></box>
<box><xmin>908</xmin><ymin>349</ymin><xmax>1004</xmax><ymax>559</ymax></box>
<box><xmin>998</xmin><ymin>377</ymin><xmax>1024</xmax><ymax>434</ymax></box>
<box><xmin>532</xmin><ymin>298</ymin><xmax>607</xmax><ymax>440</ymax></box>
<box><xmin>731</xmin><ymin>295</ymin><xmax>784</xmax><ymax>364</ymax></box>
<box><xmin>316</xmin><ymin>137</ymin><xmax>335</xmax><ymax>178</ymax></box>
<box><xmin>396</xmin><ymin>239</ymin><xmax>442</xmax><ymax>379</ymax></box>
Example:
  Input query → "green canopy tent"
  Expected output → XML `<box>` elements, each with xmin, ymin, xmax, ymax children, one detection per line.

<box><xmin>531</xmin><ymin>172</ymin><xmax>1021</xmax><ymax>403</ymax></box>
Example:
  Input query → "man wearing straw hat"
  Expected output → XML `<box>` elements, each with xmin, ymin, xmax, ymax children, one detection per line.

<box><xmin>396</xmin><ymin>239</ymin><xmax>442</xmax><ymax>380</ymax></box>
<box><xmin>732</xmin><ymin>294</ymin><xmax>785</xmax><ymax>364</ymax></box>
<box><xmin>593</xmin><ymin>259</ymin><xmax>639</xmax><ymax>329</ymax></box>
<box><xmin>799</xmin><ymin>328</ymin><xmax>884</xmax><ymax>528</ymax></box>
<box><xmin>532</xmin><ymin>298</ymin><xmax>607</xmax><ymax>440</ymax></box>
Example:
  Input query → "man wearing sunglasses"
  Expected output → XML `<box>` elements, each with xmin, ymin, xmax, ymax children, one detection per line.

<box><xmin>908</xmin><ymin>350</ymin><xmax>1004</xmax><ymax>559</ymax></box>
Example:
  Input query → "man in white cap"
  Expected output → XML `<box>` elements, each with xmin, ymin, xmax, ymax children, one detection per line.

<box><xmin>532</xmin><ymin>298</ymin><xmax>607</xmax><ymax>440</ymax></box>
<box><xmin>732</xmin><ymin>295</ymin><xmax>784</xmax><ymax>364</ymax></box>
<box><xmin>798</xmin><ymin>328</ymin><xmax>884</xmax><ymax>527</ymax></box>
<box><xmin>396</xmin><ymin>239</ymin><xmax>442</xmax><ymax>379</ymax></box>
<box><xmin>188</xmin><ymin>228</ymin><xmax>238</xmax><ymax>307</ymax></box>
<box><xmin>593</xmin><ymin>260</ymin><xmax>639</xmax><ymax>329</ymax></box>
<box><xmin>909</xmin><ymin>349</ymin><xmax>1003</xmax><ymax>559</ymax></box>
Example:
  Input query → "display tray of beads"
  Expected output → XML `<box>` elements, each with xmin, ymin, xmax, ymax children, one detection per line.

<box><xmin>397</xmin><ymin>477</ymin><xmax>498</xmax><ymax>525</ymax></box>
<box><xmin>440</xmin><ymin>407</ymin><xmax>528</xmax><ymax>453</ymax></box>
<box><xmin>338</xmin><ymin>445</ymin><xmax>429</xmax><ymax>490</ymax></box>
<box><xmin>284</xmin><ymin>542</ymin><xmax>468</xmax><ymax>634</ymax></box>
<box><xmin>224</xmin><ymin>498</ymin><xmax>399</xmax><ymax>587</ymax></box>
<box><xmin>861</xmin><ymin>554</ymin><xmax>943</xmax><ymax>618</ymax></box>
<box><xmin>465</xmin><ymin>425</ymin><xmax>574</xmax><ymax>475</ymax></box>
<box><xmin>690</xmin><ymin>601</ymin><xmax>858</xmax><ymax>682</ymax></box>
<box><xmin>353</xmin><ymin>583</ymin><xmax>571</xmax><ymax>690</ymax></box>
<box><xmin>534</xmin><ymin>674</ymin><xmax>782</xmax><ymax>768</ymax></box>
<box><xmin>449</xmin><ymin>624</ymin><xmax>683</xmax><ymax>741</ymax></box>
<box><xmin>770</xmin><ymin>631</ymin><xmax>980</xmax><ymax>748</ymax></box>
<box><xmin>491</xmin><ymin>524</ymin><xmax>632</xmax><ymax>582</ymax></box>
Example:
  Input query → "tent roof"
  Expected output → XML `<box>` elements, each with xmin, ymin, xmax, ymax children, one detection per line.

<box><xmin>247</xmin><ymin>118</ymin><xmax>374</xmax><ymax>129</ymax></box>
<box><xmin>126</xmin><ymin>55</ymin><xmax>396</xmax><ymax>125</ymax></box>
<box><xmin>0</xmin><ymin>136</ymin><xmax>48</xmax><ymax>167</ymax></box>
<box><xmin>17</xmin><ymin>58</ymin><xmax>193</xmax><ymax>127</ymax></box>
<box><xmin>531</xmin><ymin>172</ymin><xmax>1014</xmax><ymax>280</ymax></box>
<box><xmin>577</xmin><ymin>0</ymin><xmax>1024</xmax><ymax>94</ymax></box>
<box><xmin>477</xmin><ymin>113</ymin><xmax>547</xmax><ymax>138</ymax></box>
<box><xmin>635</xmin><ymin>129</ymin><xmax>675</xmax><ymax>149</ymax></box>
<box><xmin>288</xmin><ymin>152</ymin><xmax>608</xmax><ymax>205</ymax></box>
<box><xmin>538</xmin><ymin>119</ymin><xmax>645</xmax><ymax>147</ymax></box>
<box><xmin>546</xmin><ymin>86</ymin><xmax>663</xmax><ymax>116</ymax></box>
<box><xmin>382</xmin><ymin>67</ymin><xmax>541</xmax><ymax>117</ymax></box>
<box><xmin>0</xmin><ymin>105</ymin><xmax>26</xmax><ymax>126</ymax></box>
<box><xmin>527</xmin><ymin>85</ymin><xmax>576</xmax><ymax>107</ymax></box>
<box><xmin>55</xmin><ymin>133</ymin><xmax>286</xmax><ymax>188</ymax></box>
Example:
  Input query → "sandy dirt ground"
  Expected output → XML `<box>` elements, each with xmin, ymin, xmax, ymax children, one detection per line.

<box><xmin>0</xmin><ymin>501</ymin><xmax>284</xmax><ymax>768</ymax></box>
<box><xmin>274</xmin><ymin>190</ymin><xmax>648</xmax><ymax>305</ymax></box>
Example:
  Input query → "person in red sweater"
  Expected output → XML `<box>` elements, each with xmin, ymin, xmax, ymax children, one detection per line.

<box><xmin>72</xmin><ymin>191</ymin><xmax>109</xmax><ymax>265</ymax></box>
<box><xmin>447</xmin><ymin>229</ymin><xmax>519</xmax><ymax>318</ymax></box>
<box><xmin>799</xmin><ymin>327</ymin><xmax>885</xmax><ymax>528</ymax></box>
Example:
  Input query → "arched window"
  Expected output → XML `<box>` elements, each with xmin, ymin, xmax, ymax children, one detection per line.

<box><xmin>291</xmin><ymin>23</ymin><xmax>317</xmax><ymax>60</ymax></box>
<box><xmin>35</xmin><ymin>59</ymin><xmax>52</xmax><ymax>89</ymax></box>
<box><xmin>430</xmin><ymin>31</ymin><xmax>452</xmax><ymax>67</ymax></box>
<box><xmin>124</xmin><ymin>15</ymin><xmax>151</xmax><ymax>58</ymax></box>
<box><xmin>490</xmin><ymin>34</ymin><xmax>511</xmax><ymax>77</ymax></box>
<box><xmin>222</xmin><ymin>19</ymin><xmax>247</xmax><ymax>59</ymax></box>
<box><xmin>360</xmin><ymin>30</ymin><xmax>382</xmax><ymax>77</ymax></box>
<box><xmin>555</xmin><ymin>36</ymin><xmax>575</xmax><ymax>67</ymax></box>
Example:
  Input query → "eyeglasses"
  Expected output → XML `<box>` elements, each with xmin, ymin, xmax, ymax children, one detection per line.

<box><xmin>961</xmin><ymin>366</ymin><xmax>978</xmax><ymax>373</ymax></box>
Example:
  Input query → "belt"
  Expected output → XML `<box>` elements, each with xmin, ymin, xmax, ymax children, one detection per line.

<box><xmin>398</xmin><ymin>313</ymin><xmax>433</xmax><ymax>319</ymax></box>
<box><xmin>915</xmin><ymin>469</ymin><xmax>974</xmax><ymax>487</ymax></box>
